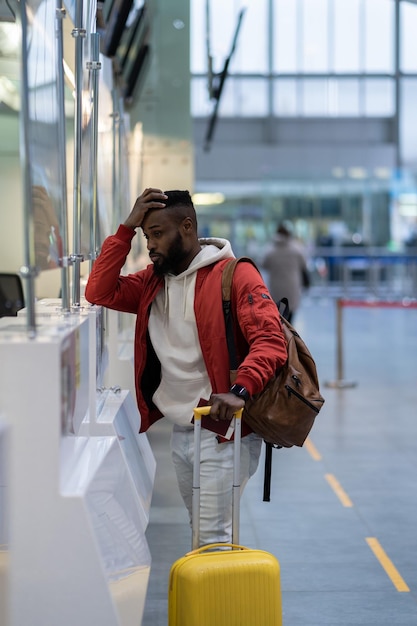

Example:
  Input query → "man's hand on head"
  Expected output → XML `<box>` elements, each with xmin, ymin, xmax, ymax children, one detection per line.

<box><xmin>124</xmin><ymin>188</ymin><xmax>167</xmax><ymax>230</ymax></box>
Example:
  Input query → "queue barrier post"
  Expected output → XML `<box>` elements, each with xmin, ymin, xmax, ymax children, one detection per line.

<box><xmin>324</xmin><ymin>297</ymin><xmax>417</xmax><ymax>389</ymax></box>
<box><xmin>324</xmin><ymin>297</ymin><xmax>357</xmax><ymax>389</ymax></box>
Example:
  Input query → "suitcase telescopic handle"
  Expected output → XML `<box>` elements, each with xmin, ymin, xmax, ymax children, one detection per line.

<box><xmin>192</xmin><ymin>407</ymin><xmax>243</xmax><ymax>550</ymax></box>
<box><xmin>187</xmin><ymin>543</ymin><xmax>248</xmax><ymax>556</ymax></box>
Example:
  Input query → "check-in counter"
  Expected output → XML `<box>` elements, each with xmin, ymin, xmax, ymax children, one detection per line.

<box><xmin>0</xmin><ymin>311</ymin><xmax>155</xmax><ymax>625</ymax></box>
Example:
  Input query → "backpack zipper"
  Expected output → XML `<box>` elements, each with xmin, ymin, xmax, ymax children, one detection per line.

<box><xmin>284</xmin><ymin>384</ymin><xmax>321</xmax><ymax>413</ymax></box>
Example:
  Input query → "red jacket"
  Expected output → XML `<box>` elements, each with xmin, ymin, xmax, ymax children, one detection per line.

<box><xmin>85</xmin><ymin>225</ymin><xmax>287</xmax><ymax>433</ymax></box>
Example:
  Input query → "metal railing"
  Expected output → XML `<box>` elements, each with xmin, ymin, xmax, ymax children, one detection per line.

<box><xmin>309</xmin><ymin>247</ymin><xmax>417</xmax><ymax>299</ymax></box>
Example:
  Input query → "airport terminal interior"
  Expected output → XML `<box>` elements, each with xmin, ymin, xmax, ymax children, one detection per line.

<box><xmin>0</xmin><ymin>0</ymin><xmax>417</xmax><ymax>624</ymax></box>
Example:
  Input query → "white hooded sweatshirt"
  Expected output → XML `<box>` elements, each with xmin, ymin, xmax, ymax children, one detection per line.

<box><xmin>148</xmin><ymin>238</ymin><xmax>233</xmax><ymax>427</ymax></box>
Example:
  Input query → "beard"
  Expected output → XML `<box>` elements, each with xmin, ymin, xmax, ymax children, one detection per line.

<box><xmin>152</xmin><ymin>232</ymin><xmax>189</xmax><ymax>276</ymax></box>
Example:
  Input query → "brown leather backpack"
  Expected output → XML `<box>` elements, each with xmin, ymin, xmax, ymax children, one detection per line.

<box><xmin>222</xmin><ymin>258</ymin><xmax>325</xmax><ymax>449</ymax></box>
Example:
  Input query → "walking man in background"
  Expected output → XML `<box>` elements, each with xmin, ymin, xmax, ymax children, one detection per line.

<box><xmin>262</xmin><ymin>222</ymin><xmax>310</xmax><ymax>323</ymax></box>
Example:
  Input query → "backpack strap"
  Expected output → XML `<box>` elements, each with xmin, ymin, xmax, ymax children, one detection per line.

<box><xmin>221</xmin><ymin>256</ymin><xmax>258</xmax><ymax>302</ymax></box>
<box><xmin>221</xmin><ymin>257</ymin><xmax>259</xmax><ymax>370</ymax></box>
<box><xmin>221</xmin><ymin>258</ymin><xmax>281</xmax><ymax>503</ymax></box>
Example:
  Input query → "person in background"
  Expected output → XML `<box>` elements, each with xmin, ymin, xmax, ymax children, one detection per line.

<box><xmin>262</xmin><ymin>222</ymin><xmax>310</xmax><ymax>323</ymax></box>
<box><xmin>85</xmin><ymin>188</ymin><xmax>287</xmax><ymax>546</ymax></box>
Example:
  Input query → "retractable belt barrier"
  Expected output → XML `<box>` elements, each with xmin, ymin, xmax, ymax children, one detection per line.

<box><xmin>337</xmin><ymin>299</ymin><xmax>417</xmax><ymax>309</ymax></box>
<box><xmin>324</xmin><ymin>297</ymin><xmax>417</xmax><ymax>389</ymax></box>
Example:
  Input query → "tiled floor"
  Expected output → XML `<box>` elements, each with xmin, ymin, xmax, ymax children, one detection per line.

<box><xmin>141</xmin><ymin>293</ymin><xmax>417</xmax><ymax>625</ymax></box>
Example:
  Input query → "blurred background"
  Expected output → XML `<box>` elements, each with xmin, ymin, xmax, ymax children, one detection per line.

<box><xmin>0</xmin><ymin>0</ymin><xmax>416</xmax><ymax>302</ymax></box>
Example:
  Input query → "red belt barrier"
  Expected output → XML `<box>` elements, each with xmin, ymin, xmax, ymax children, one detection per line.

<box><xmin>340</xmin><ymin>299</ymin><xmax>417</xmax><ymax>309</ymax></box>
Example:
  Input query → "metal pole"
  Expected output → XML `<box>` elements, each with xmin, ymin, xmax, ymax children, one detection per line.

<box><xmin>232</xmin><ymin>414</ymin><xmax>241</xmax><ymax>546</ymax></box>
<box><xmin>336</xmin><ymin>297</ymin><xmax>343</xmax><ymax>381</ymax></box>
<box><xmin>324</xmin><ymin>298</ymin><xmax>357</xmax><ymax>389</ymax></box>
<box><xmin>394</xmin><ymin>0</ymin><xmax>401</xmax><ymax>170</ymax></box>
<box><xmin>87</xmin><ymin>33</ymin><xmax>101</xmax><ymax>271</ymax></box>
<box><xmin>118</xmin><ymin>95</ymin><xmax>124</xmax><ymax>223</ymax></box>
<box><xmin>192</xmin><ymin>410</ymin><xmax>201</xmax><ymax>551</ymax></box>
<box><xmin>111</xmin><ymin>89</ymin><xmax>120</xmax><ymax>233</ymax></box>
<box><xmin>55</xmin><ymin>1</ymin><xmax>70</xmax><ymax>312</ymax></box>
<box><xmin>71</xmin><ymin>0</ymin><xmax>85</xmax><ymax>307</ymax></box>
<box><xmin>19</xmin><ymin>0</ymin><xmax>37</xmax><ymax>337</ymax></box>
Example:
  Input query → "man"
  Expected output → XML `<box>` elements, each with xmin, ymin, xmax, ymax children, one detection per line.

<box><xmin>262</xmin><ymin>222</ymin><xmax>310</xmax><ymax>323</ymax></box>
<box><xmin>85</xmin><ymin>188</ymin><xmax>287</xmax><ymax>546</ymax></box>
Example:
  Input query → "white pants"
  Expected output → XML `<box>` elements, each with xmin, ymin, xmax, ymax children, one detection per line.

<box><xmin>170</xmin><ymin>425</ymin><xmax>262</xmax><ymax>546</ymax></box>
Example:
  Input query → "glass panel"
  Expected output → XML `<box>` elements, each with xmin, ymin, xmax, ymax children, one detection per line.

<box><xmin>191</xmin><ymin>1</ymin><xmax>268</xmax><ymax>76</ymax></box>
<box><xmin>96</xmin><ymin>83</ymin><xmax>115</xmax><ymax>242</ymax></box>
<box><xmin>208</xmin><ymin>0</ymin><xmax>237</xmax><ymax>74</ymax></box>
<box><xmin>364</xmin><ymin>0</ymin><xmax>393</xmax><ymax>73</ymax></box>
<box><xmin>193</xmin><ymin>76</ymin><xmax>267</xmax><ymax>118</ymax></box>
<box><xmin>364</xmin><ymin>78</ymin><xmax>394</xmax><ymax>116</ymax></box>
<box><xmin>400</xmin><ymin>2</ymin><xmax>417</xmax><ymax>73</ymax></box>
<box><xmin>399</xmin><ymin>79</ymin><xmax>417</xmax><ymax>164</ymax></box>
<box><xmin>236</xmin><ymin>78</ymin><xmax>268</xmax><ymax>116</ymax></box>
<box><xmin>302</xmin><ymin>0</ymin><xmax>329</xmax><ymax>72</ymax></box>
<box><xmin>218</xmin><ymin>78</ymin><xmax>268</xmax><ymax>117</ymax></box>
<box><xmin>302</xmin><ymin>79</ymin><xmax>328</xmax><ymax>115</ymax></box>
<box><xmin>79</xmin><ymin>4</ymin><xmax>100</xmax><ymax>260</ymax></box>
<box><xmin>191</xmin><ymin>77</ymin><xmax>213</xmax><ymax>117</ymax></box>
<box><xmin>229</xmin><ymin>0</ymin><xmax>269</xmax><ymax>73</ymax></box>
<box><xmin>25</xmin><ymin>0</ymin><xmax>65</xmax><ymax>272</ymax></box>
<box><xmin>190</xmin><ymin>0</ymin><xmax>236</xmax><ymax>75</ymax></box>
<box><xmin>273</xmin><ymin>79</ymin><xmax>298</xmax><ymax>116</ymax></box>
<box><xmin>195</xmin><ymin>1</ymin><xmax>248</xmax><ymax>74</ymax></box>
<box><xmin>335</xmin><ymin>79</ymin><xmax>360</xmax><ymax>116</ymax></box>
<box><xmin>273</xmin><ymin>0</ymin><xmax>298</xmax><ymax>72</ymax></box>
<box><xmin>190</xmin><ymin>0</ymin><xmax>206</xmax><ymax>73</ymax></box>
<box><xmin>333</xmin><ymin>0</ymin><xmax>361</xmax><ymax>72</ymax></box>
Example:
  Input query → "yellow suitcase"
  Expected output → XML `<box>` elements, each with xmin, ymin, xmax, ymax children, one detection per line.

<box><xmin>168</xmin><ymin>408</ymin><xmax>282</xmax><ymax>626</ymax></box>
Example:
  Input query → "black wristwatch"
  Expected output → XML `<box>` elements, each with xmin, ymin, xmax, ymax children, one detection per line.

<box><xmin>229</xmin><ymin>384</ymin><xmax>250</xmax><ymax>402</ymax></box>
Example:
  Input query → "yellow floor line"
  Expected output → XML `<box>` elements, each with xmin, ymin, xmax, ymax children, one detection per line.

<box><xmin>305</xmin><ymin>438</ymin><xmax>322</xmax><ymax>461</ymax></box>
<box><xmin>366</xmin><ymin>537</ymin><xmax>410</xmax><ymax>592</ymax></box>
<box><xmin>325</xmin><ymin>473</ymin><xmax>353</xmax><ymax>507</ymax></box>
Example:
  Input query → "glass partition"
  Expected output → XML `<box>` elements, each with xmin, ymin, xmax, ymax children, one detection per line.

<box><xmin>18</xmin><ymin>0</ymin><xmax>100</xmax><ymax>317</ymax></box>
<box><xmin>17</xmin><ymin>0</ymin><xmax>73</xmax><ymax>328</ymax></box>
<box><xmin>23</xmin><ymin>0</ymin><xmax>70</xmax><ymax>272</ymax></box>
